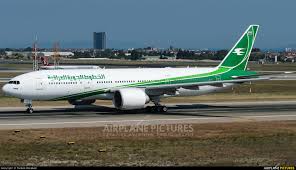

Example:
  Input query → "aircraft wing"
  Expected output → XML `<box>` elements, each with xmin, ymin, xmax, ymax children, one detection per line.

<box><xmin>138</xmin><ymin>76</ymin><xmax>269</xmax><ymax>96</ymax></box>
<box><xmin>141</xmin><ymin>71</ymin><xmax>295</xmax><ymax>95</ymax></box>
<box><xmin>143</xmin><ymin>77</ymin><xmax>269</xmax><ymax>92</ymax></box>
<box><xmin>108</xmin><ymin>70</ymin><xmax>271</xmax><ymax>95</ymax></box>
<box><xmin>255</xmin><ymin>71</ymin><xmax>296</xmax><ymax>80</ymax></box>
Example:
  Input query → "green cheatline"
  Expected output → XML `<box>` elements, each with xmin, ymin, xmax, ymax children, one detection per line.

<box><xmin>52</xmin><ymin>25</ymin><xmax>259</xmax><ymax>101</ymax></box>
<box><xmin>52</xmin><ymin>68</ymin><xmax>257</xmax><ymax>101</ymax></box>
<box><xmin>52</xmin><ymin>67</ymin><xmax>228</xmax><ymax>100</ymax></box>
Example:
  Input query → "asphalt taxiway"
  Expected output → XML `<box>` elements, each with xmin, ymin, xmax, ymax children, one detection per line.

<box><xmin>0</xmin><ymin>101</ymin><xmax>296</xmax><ymax>129</ymax></box>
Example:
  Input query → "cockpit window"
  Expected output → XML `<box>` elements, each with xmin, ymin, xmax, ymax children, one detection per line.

<box><xmin>8</xmin><ymin>81</ymin><xmax>20</xmax><ymax>85</ymax></box>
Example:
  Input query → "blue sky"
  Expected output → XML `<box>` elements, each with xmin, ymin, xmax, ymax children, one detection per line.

<box><xmin>0</xmin><ymin>0</ymin><xmax>295</xmax><ymax>49</ymax></box>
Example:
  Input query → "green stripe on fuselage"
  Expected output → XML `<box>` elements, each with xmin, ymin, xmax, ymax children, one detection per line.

<box><xmin>51</xmin><ymin>67</ymin><xmax>257</xmax><ymax>101</ymax></box>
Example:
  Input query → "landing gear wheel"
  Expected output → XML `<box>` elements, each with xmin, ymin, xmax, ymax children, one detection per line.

<box><xmin>161</xmin><ymin>106</ymin><xmax>168</xmax><ymax>112</ymax></box>
<box><xmin>23</xmin><ymin>99</ymin><xmax>33</xmax><ymax>114</ymax></box>
<box><xmin>146</xmin><ymin>106</ymin><xmax>152</xmax><ymax>112</ymax></box>
<box><xmin>146</xmin><ymin>106</ymin><xmax>168</xmax><ymax>113</ymax></box>
<box><xmin>157</xmin><ymin>106</ymin><xmax>168</xmax><ymax>112</ymax></box>
<box><xmin>26</xmin><ymin>108</ymin><xmax>34</xmax><ymax>114</ymax></box>
<box><xmin>157</xmin><ymin>106</ymin><xmax>162</xmax><ymax>112</ymax></box>
<box><xmin>147</xmin><ymin>106</ymin><xmax>157</xmax><ymax>113</ymax></box>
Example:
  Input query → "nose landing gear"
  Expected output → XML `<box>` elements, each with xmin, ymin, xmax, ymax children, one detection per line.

<box><xmin>26</xmin><ymin>107</ymin><xmax>34</xmax><ymax>114</ymax></box>
<box><xmin>22</xmin><ymin>99</ymin><xmax>34</xmax><ymax>113</ymax></box>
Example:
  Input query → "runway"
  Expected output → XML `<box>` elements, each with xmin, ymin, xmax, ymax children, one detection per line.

<box><xmin>0</xmin><ymin>101</ymin><xmax>296</xmax><ymax>129</ymax></box>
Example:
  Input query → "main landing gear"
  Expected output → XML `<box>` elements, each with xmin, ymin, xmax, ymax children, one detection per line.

<box><xmin>22</xmin><ymin>99</ymin><xmax>34</xmax><ymax>113</ymax></box>
<box><xmin>146</xmin><ymin>105</ymin><xmax>168</xmax><ymax>113</ymax></box>
<box><xmin>26</xmin><ymin>107</ymin><xmax>34</xmax><ymax>114</ymax></box>
<box><xmin>146</xmin><ymin>98</ymin><xmax>168</xmax><ymax>113</ymax></box>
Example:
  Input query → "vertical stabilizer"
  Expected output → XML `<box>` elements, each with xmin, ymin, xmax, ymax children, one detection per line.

<box><xmin>218</xmin><ymin>25</ymin><xmax>259</xmax><ymax>70</ymax></box>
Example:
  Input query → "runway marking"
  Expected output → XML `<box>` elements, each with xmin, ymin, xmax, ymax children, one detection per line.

<box><xmin>0</xmin><ymin>117</ymin><xmax>209</xmax><ymax>126</ymax></box>
<box><xmin>1</xmin><ymin>114</ymin><xmax>296</xmax><ymax>127</ymax></box>
<box><xmin>136</xmin><ymin>115</ymin><xmax>151</xmax><ymax>126</ymax></box>
<box><xmin>234</xmin><ymin>116</ymin><xmax>257</xmax><ymax>122</ymax></box>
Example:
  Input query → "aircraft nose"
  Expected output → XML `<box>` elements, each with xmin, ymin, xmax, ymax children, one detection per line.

<box><xmin>2</xmin><ymin>84</ymin><xmax>11</xmax><ymax>95</ymax></box>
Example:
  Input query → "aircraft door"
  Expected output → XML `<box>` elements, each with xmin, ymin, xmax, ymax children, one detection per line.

<box><xmin>84</xmin><ymin>81</ymin><xmax>91</xmax><ymax>90</ymax></box>
<box><xmin>35</xmin><ymin>78</ymin><xmax>45</xmax><ymax>90</ymax></box>
<box><xmin>165</xmin><ymin>74</ymin><xmax>171</xmax><ymax>85</ymax></box>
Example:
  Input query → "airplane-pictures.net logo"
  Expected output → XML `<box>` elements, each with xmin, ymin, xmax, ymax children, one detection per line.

<box><xmin>102</xmin><ymin>124</ymin><xmax>194</xmax><ymax>137</ymax></box>
<box><xmin>232</xmin><ymin>48</ymin><xmax>245</xmax><ymax>56</ymax></box>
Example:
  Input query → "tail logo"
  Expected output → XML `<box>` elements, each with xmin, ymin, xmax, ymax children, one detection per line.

<box><xmin>232</xmin><ymin>48</ymin><xmax>245</xmax><ymax>56</ymax></box>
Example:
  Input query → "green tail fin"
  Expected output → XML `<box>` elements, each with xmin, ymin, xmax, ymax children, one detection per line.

<box><xmin>218</xmin><ymin>25</ymin><xmax>259</xmax><ymax>70</ymax></box>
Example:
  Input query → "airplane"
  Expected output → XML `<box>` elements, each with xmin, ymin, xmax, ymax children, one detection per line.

<box><xmin>2</xmin><ymin>25</ymin><xmax>266</xmax><ymax>113</ymax></box>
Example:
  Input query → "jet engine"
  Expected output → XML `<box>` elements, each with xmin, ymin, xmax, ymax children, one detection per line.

<box><xmin>68</xmin><ymin>99</ymin><xmax>96</xmax><ymax>105</ymax></box>
<box><xmin>113</xmin><ymin>88</ymin><xmax>150</xmax><ymax>110</ymax></box>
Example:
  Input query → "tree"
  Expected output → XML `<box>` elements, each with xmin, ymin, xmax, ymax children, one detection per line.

<box><xmin>176</xmin><ymin>50</ymin><xmax>195</xmax><ymax>60</ymax></box>
<box><xmin>160</xmin><ymin>55</ymin><xmax>168</xmax><ymax>59</ymax></box>
<box><xmin>130</xmin><ymin>50</ymin><xmax>142</xmax><ymax>60</ymax></box>
<box><xmin>24</xmin><ymin>47</ymin><xmax>33</xmax><ymax>52</ymax></box>
<box><xmin>0</xmin><ymin>49</ymin><xmax>5</xmax><ymax>55</ymax></box>
<box><xmin>252</xmin><ymin>48</ymin><xmax>261</xmax><ymax>52</ymax></box>
<box><xmin>216</xmin><ymin>50</ymin><xmax>229</xmax><ymax>60</ymax></box>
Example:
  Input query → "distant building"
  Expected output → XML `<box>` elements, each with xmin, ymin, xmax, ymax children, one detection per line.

<box><xmin>143</xmin><ymin>55</ymin><xmax>160</xmax><ymax>60</ymax></box>
<box><xmin>40</xmin><ymin>52</ymin><xmax>74</xmax><ymax>57</ymax></box>
<box><xmin>5</xmin><ymin>51</ymin><xmax>74</xmax><ymax>58</ymax></box>
<box><xmin>93</xmin><ymin>32</ymin><xmax>106</xmax><ymax>50</ymax></box>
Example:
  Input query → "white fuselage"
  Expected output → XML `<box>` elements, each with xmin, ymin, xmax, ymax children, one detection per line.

<box><xmin>2</xmin><ymin>67</ymin><xmax>234</xmax><ymax>101</ymax></box>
